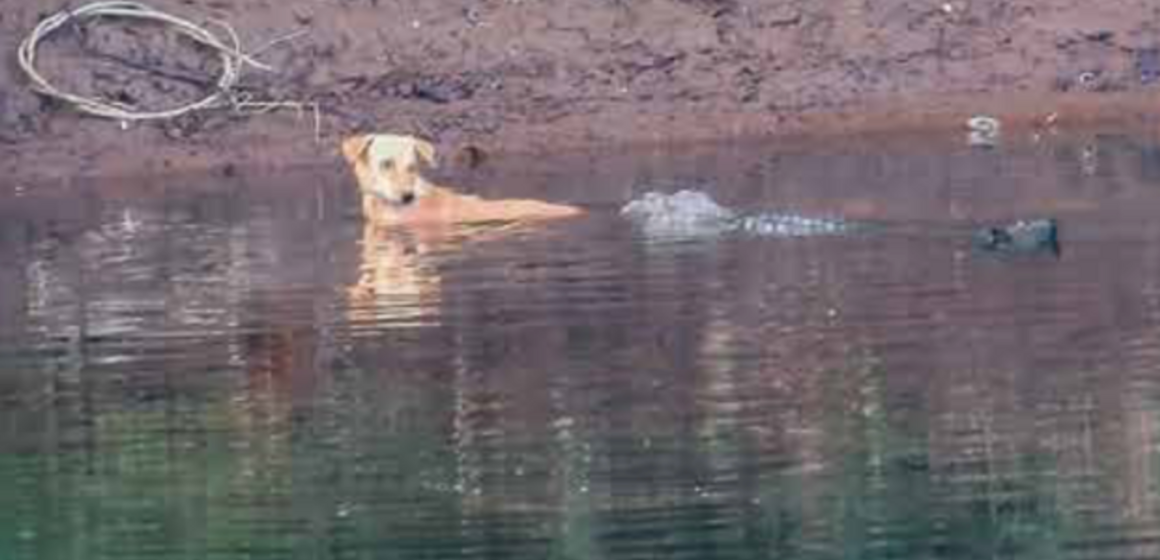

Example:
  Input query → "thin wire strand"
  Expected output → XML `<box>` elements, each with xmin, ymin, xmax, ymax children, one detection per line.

<box><xmin>17</xmin><ymin>0</ymin><xmax>320</xmax><ymax>140</ymax></box>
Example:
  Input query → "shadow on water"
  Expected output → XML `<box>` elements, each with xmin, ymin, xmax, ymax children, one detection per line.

<box><xmin>5</xmin><ymin>131</ymin><xmax>1160</xmax><ymax>559</ymax></box>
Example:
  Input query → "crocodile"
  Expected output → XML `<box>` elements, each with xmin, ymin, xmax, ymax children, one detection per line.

<box><xmin>621</xmin><ymin>189</ymin><xmax>1060</xmax><ymax>256</ymax></box>
<box><xmin>971</xmin><ymin>219</ymin><xmax>1059</xmax><ymax>254</ymax></box>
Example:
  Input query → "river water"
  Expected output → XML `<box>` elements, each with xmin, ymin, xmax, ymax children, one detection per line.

<box><xmin>3</xmin><ymin>130</ymin><xmax>1160</xmax><ymax>559</ymax></box>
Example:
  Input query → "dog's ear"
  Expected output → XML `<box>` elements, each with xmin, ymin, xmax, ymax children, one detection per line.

<box><xmin>413</xmin><ymin>138</ymin><xmax>438</xmax><ymax>168</ymax></box>
<box><xmin>341</xmin><ymin>135</ymin><xmax>375</xmax><ymax>166</ymax></box>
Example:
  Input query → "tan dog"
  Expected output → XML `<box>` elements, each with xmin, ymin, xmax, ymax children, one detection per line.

<box><xmin>342</xmin><ymin>133</ymin><xmax>582</xmax><ymax>325</ymax></box>
<box><xmin>341</xmin><ymin>133</ymin><xmax>583</xmax><ymax>227</ymax></box>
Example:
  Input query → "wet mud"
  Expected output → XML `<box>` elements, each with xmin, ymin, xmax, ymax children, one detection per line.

<box><xmin>3</xmin><ymin>0</ymin><xmax>1160</xmax><ymax>181</ymax></box>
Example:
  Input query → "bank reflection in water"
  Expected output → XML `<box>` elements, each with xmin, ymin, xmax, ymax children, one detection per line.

<box><xmin>4</xmin><ymin>135</ymin><xmax>1160</xmax><ymax>559</ymax></box>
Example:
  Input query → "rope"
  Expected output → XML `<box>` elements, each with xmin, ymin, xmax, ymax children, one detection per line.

<box><xmin>17</xmin><ymin>1</ymin><xmax>320</xmax><ymax>137</ymax></box>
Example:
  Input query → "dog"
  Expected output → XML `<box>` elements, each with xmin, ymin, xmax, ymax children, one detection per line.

<box><xmin>342</xmin><ymin>133</ymin><xmax>582</xmax><ymax>324</ymax></box>
<box><xmin>341</xmin><ymin>134</ymin><xmax>583</xmax><ymax>227</ymax></box>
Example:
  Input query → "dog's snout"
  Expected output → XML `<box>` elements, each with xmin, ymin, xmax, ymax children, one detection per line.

<box><xmin>400</xmin><ymin>191</ymin><xmax>417</xmax><ymax>205</ymax></box>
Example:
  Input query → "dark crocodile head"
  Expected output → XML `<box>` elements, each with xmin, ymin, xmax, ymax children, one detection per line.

<box><xmin>972</xmin><ymin>218</ymin><xmax>1060</xmax><ymax>256</ymax></box>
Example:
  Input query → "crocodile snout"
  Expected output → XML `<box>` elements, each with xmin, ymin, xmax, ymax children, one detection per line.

<box><xmin>972</xmin><ymin>218</ymin><xmax>1060</xmax><ymax>256</ymax></box>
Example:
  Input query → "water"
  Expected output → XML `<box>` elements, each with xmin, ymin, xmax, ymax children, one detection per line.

<box><xmin>3</xmin><ymin>130</ymin><xmax>1160</xmax><ymax>559</ymax></box>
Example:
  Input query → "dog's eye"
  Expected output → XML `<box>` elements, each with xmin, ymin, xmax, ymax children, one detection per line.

<box><xmin>380</xmin><ymin>160</ymin><xmax>395</xmax><ymax>171</ymax></box>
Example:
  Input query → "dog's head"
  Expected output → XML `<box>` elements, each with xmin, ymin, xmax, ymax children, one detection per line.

<box><xmin>342</xmin><ymin>134</ymin><xmax>438</xmax><ymax>207</ymax></box>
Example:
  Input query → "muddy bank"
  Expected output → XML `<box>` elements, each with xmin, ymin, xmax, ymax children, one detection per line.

<box><xmin>3</xmin><ymin>0</ymin><xmax>1160</xmax><ymax>182</ymax></box>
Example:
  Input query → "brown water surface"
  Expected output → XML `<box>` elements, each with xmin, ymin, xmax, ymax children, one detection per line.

<box><xmin>3</xmin><ymin>131</ymin><xmax>1160</xmax><ymax>559</ymax></box>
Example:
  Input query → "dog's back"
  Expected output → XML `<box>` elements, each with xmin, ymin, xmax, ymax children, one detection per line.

<box><xmin>343</xmin><ymin>133</ymin><xmax>583</xmax><ymax>227</ymax></box>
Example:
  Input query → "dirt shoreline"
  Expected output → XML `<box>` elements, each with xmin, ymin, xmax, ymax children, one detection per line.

<box><xmin>3</xmin><ymin>0</ymin><xmax>1160</xmax><ymax>183</ymax></box>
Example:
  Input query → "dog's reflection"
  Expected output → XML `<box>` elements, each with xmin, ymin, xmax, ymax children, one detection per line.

<box><xmin>346</xmin><ymin>222</ymin><xmax>443</xmax><ymax>326</ymax></box>
<box><xmin>346</xmin><ymin>202</ymin><xmax>582</xmax><ymax>326</ymax></box>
